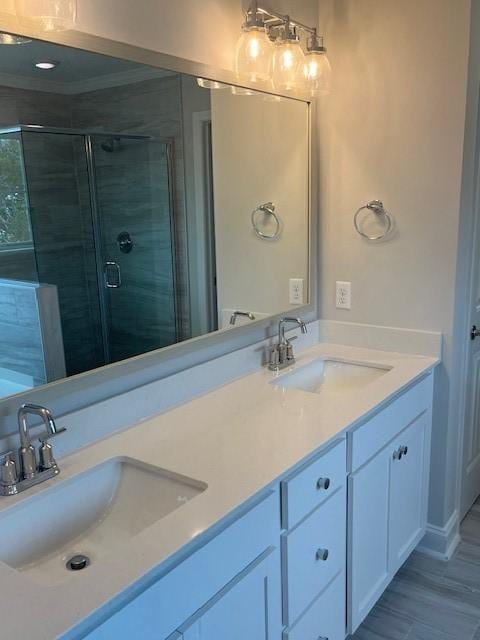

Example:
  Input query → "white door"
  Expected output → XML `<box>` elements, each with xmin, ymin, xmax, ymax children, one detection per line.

<box><xmin>348</xmin><ymin>448</ymin><xmax>390</xmax><ymax>633</ymax></box>
<box><xmin>462</xmin><ymin>149</ymin><xmax>480</xmax><ymax>517</ymax></box>
<box><xmin>388</xmin><ymin>416</ymin><xmax>426</xmax><ymax>571</ymax></box>
<box><xmin>178</xmin><ymin>548</ymin><xmax>281</xmax><ymax>640</ymax></box>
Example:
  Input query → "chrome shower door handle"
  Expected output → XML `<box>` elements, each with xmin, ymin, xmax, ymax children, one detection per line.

<box><xmin>103</xmin><ymin>261</ymin><xmax>122</xmax><ymax>288</ymax></box>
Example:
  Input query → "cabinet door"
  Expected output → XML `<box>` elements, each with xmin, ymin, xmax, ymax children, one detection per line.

<box><xmin>179</xmin><ymin>547</ymin><xmax>281</xmax><ymax>640</ymax></box>
<box><xmin>348</xmin><ymin>448</ymin><xmax>390</xmax><ymax>633</ymax></box>
<box><xmin>388</xmin><ymin>414</ymin><xmax>427</xmax><ymax>572</ymax></box>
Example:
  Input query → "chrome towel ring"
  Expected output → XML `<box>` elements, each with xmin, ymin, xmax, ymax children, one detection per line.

<box><xmin>354</xmin><ymin>200</ymin><xmax>393</xmax><ymax>240</ymax></box>
<box><xmin>251</xmin><ymin>202</ymin><xmax>281</xmax><ymax>240</ymax></box>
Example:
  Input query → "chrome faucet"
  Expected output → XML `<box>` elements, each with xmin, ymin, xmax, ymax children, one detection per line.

<box><xmin>268</xmin><ymin>317</ymin><xmax>307</xmax><ymax>371</ymax></box>
<box><xmin>230</xmin><ymin>310</ymin><xmax>256</xmax><ymax>325</ymax></box>
<box><xmin>0</xmin><ymin>404</ymin><xmax>66</xmax><ymax>496</ymax></box>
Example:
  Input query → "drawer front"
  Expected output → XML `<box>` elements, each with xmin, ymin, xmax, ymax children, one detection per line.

<box><xmin>349</xmin><ymin>374</ymin><xmax>433</xmax><ymax>472</ymax></box>
<box><xmin>284</xmin><ymin>571</ymin><xmax>346</xmax><ymax>640</ymax></box>
<box><xmin>281</xmin><ymin>439</ymin><xmax>346</xmax><ymax>530</ymax></box>
<box><xmin>77</xmin><ymin>491</ymin><xmax>279</xmax><ymax>640</ymax></box>
<box><xmin>283</xmin><ymin>487</ymin><xmax>346</xmax><ymax>626</ymax></box>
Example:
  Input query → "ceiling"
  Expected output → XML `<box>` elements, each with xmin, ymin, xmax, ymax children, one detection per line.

<box><xmin>0</xmin><ymin>34</ymin><xmax>173</xmax><ymax>94</ymax></box>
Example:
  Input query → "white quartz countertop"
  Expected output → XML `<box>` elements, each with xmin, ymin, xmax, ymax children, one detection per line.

<box><xmin>0</xmin><ymin>342</ymin><xmax>438</xmax><ymax>639</ymax></box>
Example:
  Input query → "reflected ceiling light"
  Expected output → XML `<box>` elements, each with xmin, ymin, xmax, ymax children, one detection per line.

<box><xmin>235</xmin><ymin>3</ymin><xmax>331</xmax><ymax>97</ymax></box>
<box><xmin>15</xmin><ymin>0</ymin><xmax>77</xmax><ymax>32</ymax></box>
<box><xmin>303</xmin><ymin>33</ymin><xmax>332</xmax><ymax>97</ymax></box>
<box><xmin>235</xmin><ymin>0</ymin><xmax>273</xmax><ymax>84</ymax></box>
<box><xmin>272</xmin><ymin>24</ymin><xmax>305</xmax><ymax>92</ymax></box>
<box><xmin>196</xmin><ymin>78</ymin><xmax>228</xmax><ymax>90</ymax></box>
<box><xmin>34</xmin><ymin>60</ymin><xmax>59</xmax><ymax>69</ymax></box>
<box><xmin>0</xmin><ymin>32</ymin><xmax>31</xmax><ymax>44</ymax></box>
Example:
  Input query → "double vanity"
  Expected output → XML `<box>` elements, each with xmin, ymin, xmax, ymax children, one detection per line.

<box><xmin>0</xmin><ymin>337</ymin><xmax>438</xmax><ymax>640</ymax></box>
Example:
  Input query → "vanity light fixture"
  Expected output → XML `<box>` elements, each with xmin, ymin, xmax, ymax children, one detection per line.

<box><xmin>235</xmin><ymin>2</ymin><xmax>331</xmax><ymax>96</ymax></box>
<box><xmin>303</xmin><ymin>33</ymin><xmax>332</xmax><ymax>97</ymax></box>
<box><xmin>0</xmin><ymin>32</ymin><xmax>31</xmax><ymax>44</ymax></box>
<box><xmin>34</xmin><ymin>60</ymin><xmax>59</xmax><ymax>69</ymax></box>
<box><xmin>14</xmin><ymin>0</ymin><xmax>77</xmax><ymax>32</ymax></box>
<box><xmin>272</xmin><ymin>20</ymin><xmax>305</xmax><ymax>92</ymax></box>
<box><xmin>235</xmin><ymin>0</ymin><xmax>273</xmax><ymax>84</ymax></box>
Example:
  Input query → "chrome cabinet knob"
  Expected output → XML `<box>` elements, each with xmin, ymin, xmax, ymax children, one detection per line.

<box><xmin>316</xmin><ymin>477</ymin><xmax>331</xmax><ymax>491</ymax></box>
<box><xmin>472</xmin><ymin>325</ymin><xmax>480</xmax><ymax>340</ymax></box>
<box><xmin>316</xmin><ymin>548</ymin><xmax>329</xmax><ymax>561</ymax></box>
<box><xmin>393</xmin><ymin>445</ymin><xmax>409</xmax><ymax>460</ymax></box>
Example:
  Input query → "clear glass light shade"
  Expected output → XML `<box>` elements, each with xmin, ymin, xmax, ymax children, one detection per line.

<box><xmin>272</xmin><ymin>40</ymin><xmax>305</xmax><ymax>92</ymax></box>
<box><xmin>235</xmin><ymin>27</ymin><xmax>273</xmax><ymax>84</ymax></box>
<box><xmin>15</xmin><ymin>0</ymin><xmax>77</xmax><ymax>31</ymax></box>
<box><xmin>303</xmin><ymin>50</ymin><xmax>332</xmax><ymax>96</ymax></box>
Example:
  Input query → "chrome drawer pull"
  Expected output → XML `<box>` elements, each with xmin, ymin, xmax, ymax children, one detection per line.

<box><xmin>316</xmin><ymin>477</ymin><xmax>331</xmax><ymax>490</ymax></box>
<box><xmin>315</xmin><ymin>548</ymin><xmax>329</xmax><ymax>561</ymax></box>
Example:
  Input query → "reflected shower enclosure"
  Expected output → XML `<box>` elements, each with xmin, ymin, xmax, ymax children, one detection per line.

<box><xmin>0</xmin><ymin>125</ymin><xmax>179</xmax><ymax>377</ymax></box>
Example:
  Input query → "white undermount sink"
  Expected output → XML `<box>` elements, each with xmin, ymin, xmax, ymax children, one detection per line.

<box><xmin>0</xmin><ymin>457</ymin><xmax>207</xmax><ymax>584</ymax></box>
<box><xmin>271</xmin><ymin>358</ymin><xmax>392</xmax><ymax>394</ymax></box>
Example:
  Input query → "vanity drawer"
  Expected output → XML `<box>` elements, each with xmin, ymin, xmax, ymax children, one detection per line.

<box><xmin>282</xmin><ymin>486</ymin><xmax>346</xmax><ymax>626</ymax></box>
<box><xmin>281</xmin><ymin>439</ymin><xmax>346</xmax><ymax>530</ymax></box>
<box><xmin>283</xmin><ymin>571</ymin><xmax>346</xmax><ymax>640</ymax></box>
<box><xmin>349</xmin><ymin>374</ymin><xmax>433</xmax><ymax>472</ymax></box>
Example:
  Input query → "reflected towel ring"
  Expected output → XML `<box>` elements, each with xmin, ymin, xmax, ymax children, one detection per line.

<box><xmin>251</xmin><ymin>202</ymin><xmax>281</xmax><ymax>240</ymax></box>
<box><xmin>354</xmin><ymin>200</ymin><xmax>393</xmax><ymax>240</ymax></box>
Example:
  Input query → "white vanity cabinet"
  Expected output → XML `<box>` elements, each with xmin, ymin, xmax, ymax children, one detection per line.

<box><xmin>348</xmin><ymin>373</ymin><xmax>433</xmax><ymax>633</ymax></box>
<box><xmin>78</xmin><ymin>371</ymin><xmax>435</xmax><ymax>640</ymax></box>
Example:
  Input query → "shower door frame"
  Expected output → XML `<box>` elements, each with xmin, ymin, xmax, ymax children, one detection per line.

<box><xmin>5</xmin><ymin>124</ymin><xmax>179</xmax><ymax>367</ymax></box>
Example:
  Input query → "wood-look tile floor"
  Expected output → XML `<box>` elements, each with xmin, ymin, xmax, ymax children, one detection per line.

<box><xmin>350</xmin><ymin>498</ymin><xmax>480</xmax><ymax>640</ymax></box>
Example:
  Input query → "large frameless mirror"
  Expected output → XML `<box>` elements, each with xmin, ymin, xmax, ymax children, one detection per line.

<box><xmin>0</xmin><ymin>33</ymin><xmax>310</xmax><ymax>401</ymax></box>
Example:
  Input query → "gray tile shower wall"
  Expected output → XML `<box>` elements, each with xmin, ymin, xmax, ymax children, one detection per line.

<box><xmin>0</xmin><ymin>84</ymin><xmax>71</xmax><ymax>130</ymax></box>
<box><xmin>0</xmin><ymin>279</ymin><xmax>65</xmax><ymax>385</ymax></box>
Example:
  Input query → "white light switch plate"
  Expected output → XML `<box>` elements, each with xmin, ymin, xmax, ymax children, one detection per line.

<box><xmin>289</xmin><ymin>278</ymin><xmax>304</xmax><ymax>304</ymax></box>
<box><xmin>336</xmin><ymin>281</ymin><xmax>351</xmax><ymax>309</ymax></box>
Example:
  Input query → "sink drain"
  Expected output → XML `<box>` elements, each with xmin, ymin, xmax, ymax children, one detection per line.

<box><xmin>66</xmin><ymin>554</ymin><xmax>90</xmax><ymax>571</ymax></box>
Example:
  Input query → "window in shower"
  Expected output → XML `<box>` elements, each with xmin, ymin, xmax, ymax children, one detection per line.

<box><xmin>0</xmin><ymin>133</ymin><xmax>32</xmax><ymax>249</ymax></box>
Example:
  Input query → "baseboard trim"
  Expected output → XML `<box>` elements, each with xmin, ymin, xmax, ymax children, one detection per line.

<box><xmin>416</xmin><ymin>510</ymin><xmax>461</xmax><ymax>560</ymax></box>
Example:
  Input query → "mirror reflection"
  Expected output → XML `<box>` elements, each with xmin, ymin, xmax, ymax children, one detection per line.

<box><xmin>0</xmin><ymin>36</ymin><xmax>309</xmax><ymax>399</ymax></box>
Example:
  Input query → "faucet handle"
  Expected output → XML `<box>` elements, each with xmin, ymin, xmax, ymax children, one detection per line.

<box><xmin>0</xmin><ymin>451</ymin><xmax>18</xmax><ymax>487</ymax></box>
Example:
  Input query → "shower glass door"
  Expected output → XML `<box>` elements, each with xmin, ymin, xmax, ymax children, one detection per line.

<box><xmin>90</xmin><ymin>135</ymin><xmax>177</xmax><ymax>364</ymax></box>
<box><xmin>21</xmin><ymin>130</ymin><xmax>104</xmax><ymax>377</ymax></box>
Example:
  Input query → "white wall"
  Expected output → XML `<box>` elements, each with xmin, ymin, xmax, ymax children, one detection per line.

<box><xmin>316</xmin><ymin>0</ymin><xmax>471</xmax><ymax>535</ymax></box>
<box><xmin>211</xmin><ymin>89</ymin><xmax>309</xmax><ymax>321</ymax></box>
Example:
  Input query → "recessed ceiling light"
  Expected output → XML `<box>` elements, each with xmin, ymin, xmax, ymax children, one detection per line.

<box><xmin>35</xmin><ymin>61</ymin><xmax>59</xmax><ymax>70</ymax></box>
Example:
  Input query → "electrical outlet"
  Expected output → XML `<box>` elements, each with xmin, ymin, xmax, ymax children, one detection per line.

<box><xmin>336</xmin><ymin>281</ymin><xmax>351</xmax><ymax>309</ymax></box>
<box><xmin>289</xmin><ymin>278</ymin><xmax>304</xmax><ymax>305</ymax></box>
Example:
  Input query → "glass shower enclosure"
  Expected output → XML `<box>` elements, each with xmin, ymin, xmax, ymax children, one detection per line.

<box><xmin>0</xmin><ymin>124</ymin><xmax>178</xmax><ymax>377</ymax></box>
